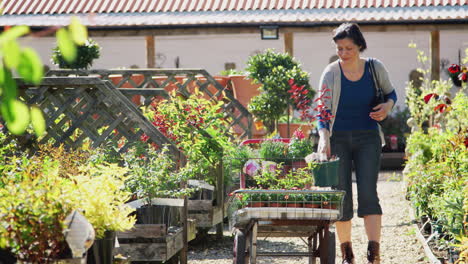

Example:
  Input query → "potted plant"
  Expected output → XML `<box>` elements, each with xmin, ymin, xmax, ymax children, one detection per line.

<box><xmin>288</xmin><ymin>129</ymin><xmax>314</xmax><ymax>169</ymax></box>
<box><xmin>245</xmin><ymin>49</ymin><xmax>315</xmax><ymax>133</ymax></box>
<box><xmin>304</xmin><ymin>193</ymin><xmax>322</xmax><ymax>208</ymax></box>
<box><xmin>123</xmin><ymin>146</ymin><xmax>195</xmax><ymax>226</ymax></box>
<box><xmin>52</xmin><ymin>39</ymin><xmax>100</xmax><ymax>70</ymax></box>
<box><xmin>73</xmin><ymin>163</ymin><xmax>136</xmax><ymax>264</ymax></box>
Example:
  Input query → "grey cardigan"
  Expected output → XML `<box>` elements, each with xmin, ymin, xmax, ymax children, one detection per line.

<box><xmin>317</xmin><ymin>58</ymin><xmax>396</xmax><ymax>145</ymax></box>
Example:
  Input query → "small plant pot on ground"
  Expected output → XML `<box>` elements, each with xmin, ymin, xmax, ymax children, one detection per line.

<box><xmin>87</xmin><ymin>231</ymin><xmax>116</xmax><ymax>264</ymax></box>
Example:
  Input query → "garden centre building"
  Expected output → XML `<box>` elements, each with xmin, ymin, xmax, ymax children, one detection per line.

<box><xmin>1</xmin><ymin>0</ymin><xmax>467</xmax><ymax>109</ymax></box>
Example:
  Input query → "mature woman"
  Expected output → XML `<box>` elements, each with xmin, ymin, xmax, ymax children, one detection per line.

<box><xmin>316</xmin><ymin>23</ymin><xmax>397</xmax><ymax>264</ymax></box>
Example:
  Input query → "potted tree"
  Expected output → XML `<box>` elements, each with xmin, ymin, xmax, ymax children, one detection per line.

<box><xmin>245</xmin><ymin>49</ymin><xmax>315</xmax><ymax>134</ymax></box>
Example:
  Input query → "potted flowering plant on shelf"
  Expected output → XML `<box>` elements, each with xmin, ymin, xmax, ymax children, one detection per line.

<box><xmin>288</xmin><ymin>128</ymin><xmax>314</xmax><ymax>169</ymax></box>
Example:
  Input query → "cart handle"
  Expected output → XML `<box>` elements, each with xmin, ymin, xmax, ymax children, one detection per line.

<box><xmin>240</xmin><ymin>138</ymin><xmax>290</xmax><ymax>146</ymax></box>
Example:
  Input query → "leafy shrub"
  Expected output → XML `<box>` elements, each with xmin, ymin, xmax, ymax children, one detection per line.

<box><xmin>73</xmin><ymin>164</ymin><xmax>136</xmax><ymax>239</ymax></box>
<box><xmin>52</xmin><ymin>39</ymin><xmax>100</xmax><ymax>70</ymax></box>
<box><xmin>0</xmin><ymin>157</ymin><xmax>76</xmax><ymax>262</ymax></box>
<box><xmin>124</xmin><ymin>146</ymin><xmax>196</xmax><ymax>204</ymax></box>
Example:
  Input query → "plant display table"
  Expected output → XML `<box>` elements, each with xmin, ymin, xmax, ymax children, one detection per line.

<box><xmin>115</xmin><ymin>220</ymin><xmax>197</xmax><ymax>262</ymax></box>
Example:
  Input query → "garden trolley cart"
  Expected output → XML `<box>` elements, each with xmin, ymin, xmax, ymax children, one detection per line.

<box><xmin>228</xmin><ymin>139</ymin><xmax>345</xmax><ymax>264</ymax></box>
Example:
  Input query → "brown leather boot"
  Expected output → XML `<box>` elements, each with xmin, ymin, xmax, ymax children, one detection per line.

<box><xmin>340</xmin><ymin>242</ymin><xmax>355</xmax><ymax>264</ymax></box>
<box><xmin>367</xmin><ymin>241</ymin><xmax>381</xmax><ymax>264</ymax></box>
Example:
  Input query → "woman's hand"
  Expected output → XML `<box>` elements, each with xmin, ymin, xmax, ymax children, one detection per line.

<box><xmin>317</xmin><ymin>128</ymin><xmax>331</xmax><ymax>161</ymax></box>
<box><xmin>370</xmin><ymin>100</ymin><xmax>394</xmax><ymax>121</ymax></box>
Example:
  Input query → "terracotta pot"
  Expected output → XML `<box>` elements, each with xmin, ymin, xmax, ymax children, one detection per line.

<box><xmin>230</xmin><ymin>75</ymin><xmax>266</xmax><ymax>139</ymax></box>
<box><xmin>183</xmin><ymin>75</ymin><xmax>229</xmax><ymax>100</ymax></box>
<box><xmin>304</xmin><ymin>203</ymin><xmax>321</xmax><ymax>208</ymax></box>
<box><xmin>109</xmin><ymin>74</ymin><xmax>144</xmax><ymax>105</ymax></box>
<box><xmin>321</xmin><ymin>201</ymin><xmax>338</xmax><ymax>209</ymax></box>
<box><xmin>277</xmin><ymin>123</ymin><xmax>313</xmax><ymax>138</ymax></box>
<box><xmin>292</xmin><ymin>160</ymin><xmax>307</xmax><ymax>170</ymax></box>
<box><xmin>247</xmin><ymin>202</ymin><xmax>264</xmax><ymax>207</ymax></box>
<box><xmin>269</xmin><ymin>202</ymin><xmax>284</xmax><ymax>207</ymax></box>
<box><xmin>229</xmin><ymin>75</ymin><xmax>261</xmax><ymax>108</ymax></box>
<box><xmin>286</xmin><ymin>203</ymin><xmax>303</xmax><ymax>208</ymax></box>
<box><xmin>152</xmin><ymin>76</ymin><xmax>185</xmax><ymax>94</ymax></box>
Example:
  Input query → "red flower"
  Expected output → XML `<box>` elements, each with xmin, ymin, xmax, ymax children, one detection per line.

<box><xmin>424</xmin><ymin>93</ymin><xmax>439</xmax><ymax>104</ymax></box>
<box><xmin>459</xmin><ymin>72</ymin><xmax>467</xmax><ymax>82</ymax></box>
<box><xmin>464</xmin><ymin>137</ymin><xmax>468</xmax><ymax>148</ymax></box>
<box><xmin>448</xmin><ymin>64</ymin><xmax>461</xmax><ymax>74</ymax></box>
<box><xmin>434</xmin><ymin>103</ymin><xmax>447</xmax><ymax>113</ymax></box>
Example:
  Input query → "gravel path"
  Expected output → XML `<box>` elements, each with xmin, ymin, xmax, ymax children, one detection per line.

<box><xmin>188</xmin><ymin>171</ymin><xmax>430</xmax><ymax>263</ymax></box>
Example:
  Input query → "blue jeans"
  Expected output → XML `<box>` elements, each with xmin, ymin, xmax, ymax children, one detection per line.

<box><xmin>330</xmin><ymin>130</ymin><xmax>383</xmax><ymax>221</ymax></box>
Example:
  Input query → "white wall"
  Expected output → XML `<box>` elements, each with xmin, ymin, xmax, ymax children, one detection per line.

<box><xmin>21</xmin><ymin>28</ymin><xmax>468</xmax><ymax>109</ymax></box>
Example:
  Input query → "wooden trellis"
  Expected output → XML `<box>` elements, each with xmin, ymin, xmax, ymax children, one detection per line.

<box><xmin>47</xmin><ymin>69</ymin><xmax>253</xmax><ymax>139</ymax></box>
<box><xmin>16</xmin><ymin>77</ymin><xmax>182</xmax><ymax>158</ymax></box>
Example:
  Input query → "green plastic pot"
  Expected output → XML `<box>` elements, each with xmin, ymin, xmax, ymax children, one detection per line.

<box><xmin>312</xmin><ymin>159</ymin><xmax>340</xmax><ymax>187</ymax></box>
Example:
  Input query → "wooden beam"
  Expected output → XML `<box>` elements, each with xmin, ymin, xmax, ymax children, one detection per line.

<box><xmin>146</xmin><ymin>35</ymin><xmax>155</xmax><ymax>68</ymax></box>
<box><xmin>284</xmin><ymin>32</ymin><xmax>294</xmax><ymax>56</ymax></box>
<box><xmin>88</xmin><ymin>23</ymin><xmax>468</xmax><ymax>37</ymax></box>
<box><xmin>430</xmin><ymin>30</ymin><xmax>440</xmax><ymax>81</ymax></box>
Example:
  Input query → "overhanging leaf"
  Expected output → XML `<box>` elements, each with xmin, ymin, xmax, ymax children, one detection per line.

<box><xmin>56</xmin><ymin>28</ymin><xmax>77</xmax><ymax>63</ymax></box>
<box><xmin>69</xmin><ymin>17</ymin><xmax>88</xmax><ymax>45</ymax></box>
<box><xmin>0</xmin><ymin>26</ymin><xmax>30</xmax><ymax>44</ymax></box>
<box><xmin>1</xmin><ymin>99</ymin><xmax>30</xmax><ymax>135</ymax></box>
<box><xmin>30</xmin><ymin>106</ymin><xmax>46</xmax><ymax>136</ymax></box>
<box><xmin>1</xmin><ymin>68</ymin><xmax>17</xmax><ymax>100</ymax></box>
<box><xmin>2</xmin><ymin>40</ymin><xmax>21</xmax><ymax>69</ymax></box>
<box><xmin>17</xmin><ymin>48</ymin><xmax>44</xmax><ymax>85</ymax></box>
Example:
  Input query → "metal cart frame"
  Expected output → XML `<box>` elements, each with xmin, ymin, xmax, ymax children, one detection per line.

<box><xmin>229</xmin><ymin>139</ymin><xmax>345</xmax><ymax>264</ymax></box>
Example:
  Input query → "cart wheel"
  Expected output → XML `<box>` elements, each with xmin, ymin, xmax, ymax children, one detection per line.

<box><xmin>233</xmin><ymin>229</ymin><xmax>247</xmax><ymax>264</ymax></box>
<box><xmin>327</xmin><ymin>231</ymin><xmax>336</xmax><ymax>264</ymax></box>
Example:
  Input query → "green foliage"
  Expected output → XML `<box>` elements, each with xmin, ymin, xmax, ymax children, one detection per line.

<box><xmin>218</xmin><ymin>69</ymin><xmax>245</xmax><ymax>76</ymax></box>
<box><xmin>73</xmin><ymin>164</ymin><xmax>136</xmax><ymax>239</ymax></box>
<box><xmin>124</xmin><ymin>146</ymin><xmax>196</xmax><ymax>205</ymax></box>
<box><xmin>259</xmin><ymin>140</ymin><xmax>287</xmax><ymax>163</ymax></box>
<box><xmin>248</xmin><ymin>93</ymin><xmax>287</xmax><ymax>132</ymax></box>
<box><xmin>0</xmin><ymin>156</ymin><xmax>75</xmax><ymax>262</ymax></box>
<box><xmin>404</xmin><ymin>44</ymin><xmax>468</xmax><ymax>243</ymax></box>
<box><xmin>245</xmin><ymin>49</ymin><xmax>314</xmax><ymax>132</ymax></box>
<box><xmin>146</xmin><ymin>91</ymin><xmax>235</xmax><ymax>185</ymax></box>
<box><xmin>0</xmin><ymin>19</ymin><xmax>87</xmax><ymax>136</ymax></box>
<box><xmin>288</xmin><ymin>138</ymin><xmax>314</xmax><ymax>159</ymax></box>
<box><xmin>52</xmin><ymin>39</ymin><xmax>100</xmax><ymax>70</ymax></box>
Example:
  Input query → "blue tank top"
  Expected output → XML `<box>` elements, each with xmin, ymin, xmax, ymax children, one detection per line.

<box><xmin>333</xmin><ymin>61</ymin><xmax>378</xmax><ymax>131</ymax></box>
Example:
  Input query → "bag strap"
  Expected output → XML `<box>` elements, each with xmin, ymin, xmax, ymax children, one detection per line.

<box><xmin>369</xmin><ymin>58</ymin><xmax>384</xmax><ymax>99</ymax></box>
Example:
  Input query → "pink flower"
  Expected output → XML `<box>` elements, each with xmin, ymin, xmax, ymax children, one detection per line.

<box><xmin>292</xmin><ymin>129</ymin><xmax>305</xmax><ymax>140</ymax></box>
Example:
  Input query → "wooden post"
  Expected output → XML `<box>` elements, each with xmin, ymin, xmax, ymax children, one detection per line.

<box><xmin>146</xmin><ymin>35</ymin><xmax>155</xmax><ymax>68</ymax></box>
<box><xmin>430</xmin><ymin>30</ymin><xmax>440</xmax><ymax>81</ymax></box>
<box><xmin>284</xmin><ymin>32</ymin><xmax>293</xmax><ymax>57</ymax></box>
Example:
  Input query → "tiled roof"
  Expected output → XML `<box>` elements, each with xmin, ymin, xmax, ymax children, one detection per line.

<box><xmin>0</xmin><ymin>0</ymin><xmax>466</xmax><ymax>27</ymax></box>
<box><xmin>2</xmin><ymin>0</ymin><xmax>466</xmax><ymax>14</ymax></box>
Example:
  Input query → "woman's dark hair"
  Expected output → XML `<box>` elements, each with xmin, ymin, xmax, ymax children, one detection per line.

<box><xmin>333</xmin><ymin>23</ymin><xmax>367</xmax><ymax>52</ymax></box>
